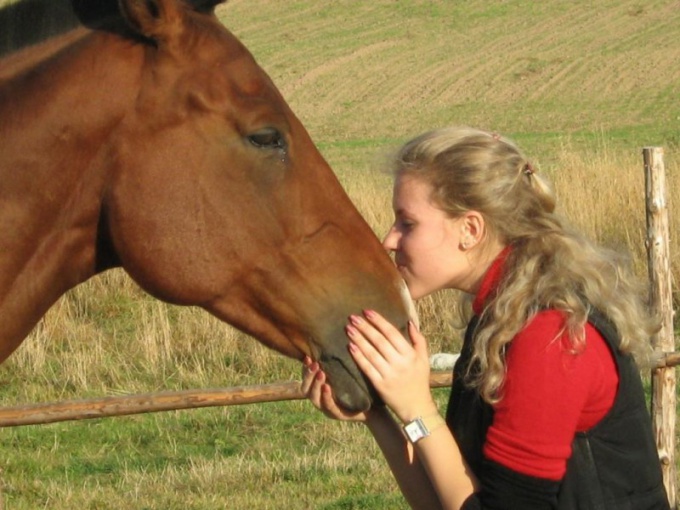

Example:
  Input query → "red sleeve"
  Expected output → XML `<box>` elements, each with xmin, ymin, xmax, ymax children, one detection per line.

<box><xmin>482</xmin><ymin>310</ymin><xmax>618</xmax><ymax>480</ymax></box>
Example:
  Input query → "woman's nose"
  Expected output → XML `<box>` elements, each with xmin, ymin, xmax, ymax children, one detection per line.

<box><xmin>382</xmin><ymin>227</ymin><xmax>398</xmax><ymax>252</ymax></box>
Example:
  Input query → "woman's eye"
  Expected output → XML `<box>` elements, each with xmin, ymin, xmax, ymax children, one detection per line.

<box><xmin>248</xmin><ymin>128</ymin><xmax>286</xmax><ymax>150</ymax></box>
<box><xmin>399</xmin><ymin>220</ymin><xmax>415</xmax><ymax>231</ymax></box>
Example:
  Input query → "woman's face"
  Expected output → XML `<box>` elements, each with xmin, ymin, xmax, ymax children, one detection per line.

<box><xmin>383</xmin><ymin>175</ymin><xmax>475</xmax><ymax>299</ymax></box>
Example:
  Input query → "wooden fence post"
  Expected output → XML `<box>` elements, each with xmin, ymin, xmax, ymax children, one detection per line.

<box><xmin>643</xmin><ymin>146</ymin><xmax>677</xmax><ymax>507</ymax></box>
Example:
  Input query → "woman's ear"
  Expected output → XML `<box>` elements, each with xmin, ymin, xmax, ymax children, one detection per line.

<box><xmin>460</xmin><ymin>211</ymin><xmax>485</xmax><ymax>250</ymax></box>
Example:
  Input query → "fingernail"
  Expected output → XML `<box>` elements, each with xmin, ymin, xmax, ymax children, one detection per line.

<box><xmin>349</xmin><ymin>314</ymin><xmax>363</xmax><ymax>326</ymax></box>
<box><xmin>346</xmin><ymin>324</ymin><xmax>358</xmax><ymax>337</ymax></box>
<box><xmin>303</xmin><ymin>356</ymin><xmax>311</xmax><ymax>366</ymax></box>
<box><xmin>363</xmin><ymin>309</ymin><xmax>376</xmax><ymax>319</ymax></box>
<box><xmin>315</xmin><ymin>370</ymin><xmax>324</xmax><ymax>381</ymax></box>
<box><xmin>348</xmin><ymin>342</ymin><xmax>358</xmax><ymax>354</ymax></box>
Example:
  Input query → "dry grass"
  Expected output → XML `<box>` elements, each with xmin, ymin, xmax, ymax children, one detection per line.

<box><xmin>549</xmin><ymin>140</ymin><xmax>678</xmax><ymax>278</ymax></box>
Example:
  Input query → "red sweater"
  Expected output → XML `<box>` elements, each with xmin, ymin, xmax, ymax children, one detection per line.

<box><xmin>472</xmin><ymin>250</ymin><xmax>618</xmax><ymax>481</ymax></box>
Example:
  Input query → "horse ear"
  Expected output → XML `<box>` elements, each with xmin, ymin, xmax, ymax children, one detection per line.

<box><xmin>117</xmin><ymin>0</ymin><xmax>183</xmax><ymax>40</ymax></box>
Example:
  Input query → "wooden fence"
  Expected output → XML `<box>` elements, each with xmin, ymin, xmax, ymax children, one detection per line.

<box><xmin>644</xmin><ymin>147</ymin><xmax>677</xmax><ymax>506</ymax></box>
<box><xmin>0</xmin><ymin>147</ymin><xmax>676</xmax><ymax>506</ymax></box>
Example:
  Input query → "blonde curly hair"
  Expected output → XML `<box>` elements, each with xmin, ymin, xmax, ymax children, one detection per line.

<box><xmin>392</xmin><ymin>126</ymin><xmax>657</xmax><ymax>403</ymax></box>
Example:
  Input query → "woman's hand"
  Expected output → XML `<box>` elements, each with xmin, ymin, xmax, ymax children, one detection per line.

<box><xmin>346</xmin><ymin>310</ymin><xmax>438</xmax><ymax>423</ymax></box>
<box><xmin>300</xmin><ymin>357</ymin><xmax>369</xmax><ymax>422</ymax></box>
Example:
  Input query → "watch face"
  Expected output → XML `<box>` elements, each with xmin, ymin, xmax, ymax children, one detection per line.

<box><xmin>404</xmin><ymin>418</ymin><xmax>428</xmax><ymax>443</ymax></box>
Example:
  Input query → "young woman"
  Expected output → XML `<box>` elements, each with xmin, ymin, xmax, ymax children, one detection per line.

<box><xmin>301</xmin><ymin>126</ymin><xmax>670</xmax><ymax>510</ymax></box>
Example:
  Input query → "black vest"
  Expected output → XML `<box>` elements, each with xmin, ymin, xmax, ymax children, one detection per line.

<box><xmin>446</xmin><ymin>312</ymin><xmax>670</xmax><ymax>510</ymax></box>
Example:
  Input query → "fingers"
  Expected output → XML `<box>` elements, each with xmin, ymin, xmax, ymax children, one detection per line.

<box><xmin>301</xmin><ymin>356</ymin><xmax>315</xmax><ymax>390</ymax></box>
<box><xmin>408</xmin><ymin>320</ymin><xmax>430</xmax><ymax>358</ymax></box>
<box><xmin>346</xmin><ymin>312</ymin><xmax>433</xmax><ymax>417</ymax></box>
<box><xmin>346</xmin><ymin>317</ymin><xmax>402</xmax><ymax>391</ymax></box>
<box><xmin>300</xmin><ymin>357</ymin><xmax>366</xmax><ymax>422</ymax></box>
<box><xmin>361</xmin><ymin>310</ymin><xmax>412</xmax><ymax>354</ymax></box>
<box><xmin>347</xmin><ymin>331</ymin><xmax>385</xmax><ymax>383</ymax></box>
<box><xmin>348</xmin><ymin>310</ymin><xmax>410</xmax><ymax>363</ymax></box>
<box><xmin>346</xmin><ymin>311</ymin><xmax>418</xmax><ymax>379</ymax></box>
<box><xmin>301</xmin><ymin>356</ymin><xmax>324</xmax><ymax>405</ymax></box>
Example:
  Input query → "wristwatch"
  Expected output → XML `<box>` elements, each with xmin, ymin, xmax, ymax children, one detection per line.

<box><xmin>402</xmin><ymin>413</ymin><xmax>446</xmax><ymax>444</ymax></box>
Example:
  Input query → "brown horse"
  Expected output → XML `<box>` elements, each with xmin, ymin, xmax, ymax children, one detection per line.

<box><xmin>0</xmin><ymin>0</ymin><xmax>414</xmax><ymax>412</ymax></box>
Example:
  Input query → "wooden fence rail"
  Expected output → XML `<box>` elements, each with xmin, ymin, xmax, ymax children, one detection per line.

<box><xmin>0</xmin><ymin>361</ymin><xmax>676</xmax><ymax>428</ymax></box>
<box><xmin>0</xmin><ymin>373</ymin><xmax>456</xmax><ymax>428</ymax></box>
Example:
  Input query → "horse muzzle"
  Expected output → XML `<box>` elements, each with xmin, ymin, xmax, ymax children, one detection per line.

<box><xmin>316</xmin><ymin>279</ymin><xmax>417</xmax><ymax>413</ymax></box>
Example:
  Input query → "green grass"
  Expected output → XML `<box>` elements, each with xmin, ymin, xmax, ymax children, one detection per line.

<box><xmin>223</xmin><ymin>0</ymin><xmax>679</xmax><ymax>159</ymax></box>
<box><xmin>1</xmin><ymin>0</ymin><xmax>679</xmax><ymax>508</ymax></box>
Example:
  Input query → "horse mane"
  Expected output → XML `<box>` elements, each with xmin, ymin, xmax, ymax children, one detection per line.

<box><xmin>0</xmin><ymin>0</ymin><xmax>226</xmax><ymax>57</ymax></box>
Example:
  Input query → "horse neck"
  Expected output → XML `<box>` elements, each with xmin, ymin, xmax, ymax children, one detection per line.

<box><xmin>0</xmin><ymin>29</ymin><xmax>141</xmax><ymax>362</ymax></box>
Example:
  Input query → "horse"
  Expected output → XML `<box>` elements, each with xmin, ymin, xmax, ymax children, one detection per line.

<box><xmin>0</xmin><ymin>0</ymin><xmax>415</xmax><ymax>413</ymax></box>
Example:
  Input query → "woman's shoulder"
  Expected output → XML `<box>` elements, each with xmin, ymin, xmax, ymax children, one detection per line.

<box><xmin>523</xmin><ymin>309</ymin><xmax>567</xmax><ymax>332</ymax></box>
<box><xmin>511</xmin><ymin>309</ymin><xmax>610</xmax><ymax>359</ymax></box>
<box><xmin>514</xmin><ymin>309</ymin><xmax>568</xmax><ymax>349</ymax></box>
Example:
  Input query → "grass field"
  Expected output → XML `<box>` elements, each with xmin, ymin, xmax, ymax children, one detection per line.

<box><xmin>1</xmin><ymin>0</ymin><xmax>680</xmax><ymax>508</ymax></box>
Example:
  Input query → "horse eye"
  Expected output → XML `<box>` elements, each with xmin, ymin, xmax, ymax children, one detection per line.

<box><xmin>248</xmin><ymin>128</ymin><xmax>286</xmax><ymax>150</ymax></box>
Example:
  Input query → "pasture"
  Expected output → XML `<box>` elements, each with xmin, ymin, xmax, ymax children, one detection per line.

<box><xmin>1</xmin><ymin>0</ymin><xmax>679</xmax><ymax>508</ymax></box>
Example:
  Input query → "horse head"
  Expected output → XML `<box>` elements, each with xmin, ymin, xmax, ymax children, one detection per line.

<box><xmin>103</xmin><ymin>0</ymin><xmax>415</xmax><ymax>411</ymax></box>
<box><xmin>0</xmin><ymin>0</ymin><xmax>415</xmax><ymax>412</ymax></box>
